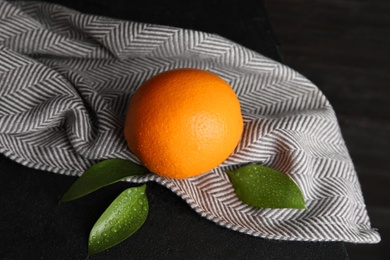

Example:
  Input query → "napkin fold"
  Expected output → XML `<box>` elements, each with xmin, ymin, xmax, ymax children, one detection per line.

<box><xmin>0</xmin><ymin>1</ymin><xmax>380</xmax><ymax>243</ymax></box>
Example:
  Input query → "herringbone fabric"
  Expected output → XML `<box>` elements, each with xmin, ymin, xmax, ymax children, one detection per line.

<box><xmin>0</xmin><ymin>1</ymin><xmax>380</xmax><ymax>243</ymax></box>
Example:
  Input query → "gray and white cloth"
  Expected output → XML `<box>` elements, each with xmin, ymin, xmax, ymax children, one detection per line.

<box><xmin>0</xmin><ymin>1</ymin><xmax>380</xmax><ymax>243</ymax></box>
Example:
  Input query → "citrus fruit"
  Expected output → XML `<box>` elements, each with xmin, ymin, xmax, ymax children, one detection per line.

<box><xmin>124</xmin><ymin>68</ymin><xmax>243</xmax><ymax>179</ymax></box>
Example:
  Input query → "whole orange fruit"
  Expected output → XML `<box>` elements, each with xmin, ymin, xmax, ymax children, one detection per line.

<box><xmin>124</xmin><ymin>68</ymin><xmax>243</xmax><ymax>179</ymax></box>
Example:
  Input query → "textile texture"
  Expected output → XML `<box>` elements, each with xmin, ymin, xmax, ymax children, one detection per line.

<box><xmin>0</xmin><ymin>1</ymin><xmax>380</xmax><ymax>243</ymax></box>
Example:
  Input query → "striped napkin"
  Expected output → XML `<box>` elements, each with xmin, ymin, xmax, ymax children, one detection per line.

<box><xmin>0</xmin><ymin>1</ymin><xmax>380</xmax><ymax>243</ymax></box>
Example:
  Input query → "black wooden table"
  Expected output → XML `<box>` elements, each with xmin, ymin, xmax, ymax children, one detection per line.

<box><xmin>0</xmin><ymin>0</ymin><xmax>349</xmax><ymax>259</ymax></box>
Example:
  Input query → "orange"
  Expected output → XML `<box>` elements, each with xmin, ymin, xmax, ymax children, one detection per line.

<box><xmin>124</xmin><ymin>68</ymin><xmax>243</xmax><ymax>179</ymax></box>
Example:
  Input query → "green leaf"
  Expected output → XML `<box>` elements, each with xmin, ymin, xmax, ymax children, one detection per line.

<box><xmin>61</xmin><ymin>159</ymin><xmax>149</xmax><ymax>202</ymax></box>
<box><xmin>226</xmin><ymin>164</ymin><xmax>306</xmax><ymax>209</ymax></box>
<box><xmin>88</xmin><ymin>184</ymin><xmax>149</xmax><ymax>257</ymax></box>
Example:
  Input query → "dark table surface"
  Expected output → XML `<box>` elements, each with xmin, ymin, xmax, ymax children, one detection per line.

<box><xmin>0</xmin><ymin>0</ymin><xmax>349</xmax><ymax>259</ymax></box>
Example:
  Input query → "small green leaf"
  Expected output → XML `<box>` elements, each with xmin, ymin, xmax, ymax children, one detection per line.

<box><xmin>226</xmin><ymin>164</ymin><xmax>306</xmax><ymax>209</ymax></box>
<box><xmin>88</xmin><ymin>184</ymin><xmax>149</xmax><ymax>257</ymax></box>
<box><xmin>61</xmin><ymin>159</ymin><xmax>149</xmax><ymax>202</ymax></box>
